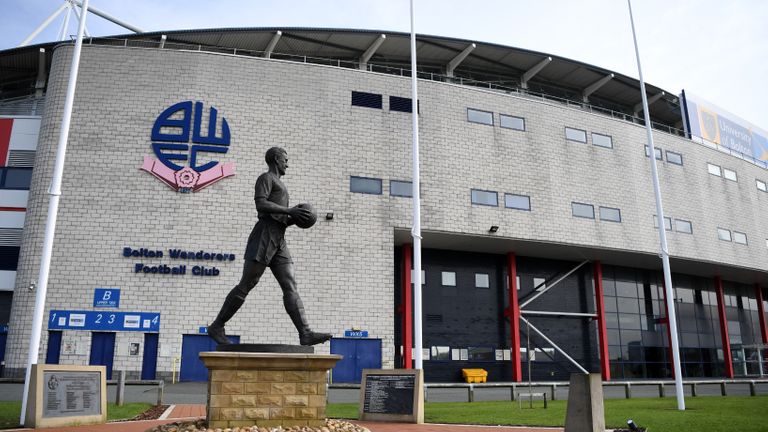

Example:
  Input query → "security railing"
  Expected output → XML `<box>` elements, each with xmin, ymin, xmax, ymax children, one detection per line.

<box><xmin>330</xmin><ymin>378</ymin><xmax>768</xmax><ymax>402</ymax></box>
<box><xmin>67</xmin><ymin>36</ymin><xmax>686</xmax><ymax>133</ymax></box>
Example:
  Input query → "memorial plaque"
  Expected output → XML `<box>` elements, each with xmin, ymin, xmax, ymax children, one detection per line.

<box><xmin>25</xmin><ymin>364</ymin><xmax>107</xmax><ymax>429</ymax></box>
<box><xmin>42</xmin><ymin>371</ymin><xmax>101</xmax><ymax>418</ymax></box>
<box><xmin>362</xmin><ymin>374</ymin><xmax>414</xmax><ymax>414</ymax></box>
<box><xmin>358</xmin><ymin>369</ymin><xmax>423</xmax><ymax>423</ymax></box>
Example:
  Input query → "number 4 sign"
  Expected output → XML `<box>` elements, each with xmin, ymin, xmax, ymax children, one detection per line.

<box><xmin>94</xmin><ymin>288</ymin><xmax>120</xmax><ymax>308</ymax></box>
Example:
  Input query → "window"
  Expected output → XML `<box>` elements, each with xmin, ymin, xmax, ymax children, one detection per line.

<box><xmin>499</xmin><ymin>114</ymin><xmax>525</xmax><ymax>131</ymax></box>
<box><xmin>571</xmin><ymin>202</ymin><xmax>595</xmax><ymax>219</ymax></box>
<box><xmin>441</xmin><ymin>271</ymin><xmax>456</xmax><ymax>286</ymax></box>
<box><xmin>723</xmin><ymin>168</ymin><xmax>737</xmax><ymax>182</ymax></box>
<box><xmin>707</xmin><ymin>163</ymin><xmax>722</xmax><ymax>177</ymax></box>
<box><xmin>467</xmin><ymin>108</ymin><xmax>493</xmax><ymax>125</ymax></box>
<box><xmin>471</xmin><ymin>189</ymin><xmax>498</xmax><ymax>206</ymax></box>
<box><xmin>565</xmin><ymin>127</ymin><xmax>587</xmax><ymax>143</ymax></box>
<box><xmin>674</xmin><ymin>219</ymin><xmax>693</xmax><ymax>234</ymax></box>
<box><xmin>0</xmin><ymin>168</ymin><xmax>33</xmax><ymax>190</ymax></box>
<box><xmin>430</xmin><ymin>346</ymin><xmax>450</xmax><ymax>361</ymax></box>
<box><xmin>592</xmin><ymin>133</ymin><xmax>613</xmax><ymax>148</ymax></box>
<box><xmin>468</xmin><ymin>346</ymin><xmax>495</xmax><ymax>361</ymax></box>
<box><xmin>599</xmin><ymin>206</ymin><xmax>621</xmax><ymax>222</ymax></box>
<box><xmin>349</xmin><ymin>176</ymin><xmax>382</xmax><ymax>194</ymax></box>
<box><xmin>389</xmin><ymin>96</ymin><xmax>414</xmax><ymax>113</ymax></box>
<box><xmin>475</xmin><ymin>273</ymin><xmax>490</xmax><ymax>288</ymax></box>
<box><xmin>717</xmin><ymin>228</ymin><xmax>732</xmax><ymax>242</ymax></box>
<box><xmin>666</xmin><ymin>151</ymin><xmax>683</xmax><ymax>165</ymax></box>
<box><xmin>644</xmin><ymin>146</ymin><xmax>662</xmax><ymax>160</ymax></box>
<box><xmin>504</xmin><ymin>193</ymin><xmax>530</xmax><ymax>211</ymax></box>
<box><xmin>351</xmin><ymin>91</ymin><xmax>382</xmax><ymax>109</ymax></box>
<box><xmin>390</xmin><ymin>180</ymin><xmax>412</xmax><ymax>197</ymax></box>
<box><xmin>757</xmin><ymin>180</ymin><xmax>767</xmax><ymax>192</ymax></box>
<box><xmin>653</xmin><ymin>215</ymin><xmax>672</xmax><ymax>231</ymax></box>
<box><xmin>410</xmin><ymin>269</ymin><xmax>426</xmax><ymax>284</ymax></box>
<box><xmin>733</xmin><ymin>231</ymin><xmax>748</xmax><ymax>245</ymax></box>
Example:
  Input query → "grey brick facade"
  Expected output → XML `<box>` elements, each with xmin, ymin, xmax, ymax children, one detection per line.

<box><xmin>5</xmin><ymin>42</ymin><xmax>767</xmax><ymax>379</ymax></box>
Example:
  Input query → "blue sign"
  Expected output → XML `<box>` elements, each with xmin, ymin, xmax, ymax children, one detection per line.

<box><xmin>344</xmin><ymin>330</ymin><xmax>369</xmax><ymax>338</ymax></box>
<box><xmin>199</xmin><ymin>326</ymin><xmax>208</xmax><ymax>334</ymax></box>
<box><xmin>48</xmin><ymin>310</ymin><xmax>160</xmax><ymax>332</ymax></box>
<box><xmin>93</xmin><ymin>288</ymin><xmax>120</xmax><ymax>308</ymax></box>
<box><xmin>0</xmin><ymin>324</ymin><xmax>8</xmax><ymax>333</ymax></box>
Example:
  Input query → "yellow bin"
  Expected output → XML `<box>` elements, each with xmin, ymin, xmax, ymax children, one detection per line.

<box><xmin>461</xmin><ymin>368</ymin><xmax>488</xmax><ymax>383</ymax></box>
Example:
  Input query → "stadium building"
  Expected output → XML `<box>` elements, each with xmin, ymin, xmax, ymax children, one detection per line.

<box><xmin>0</xmin><ymin>28</ymin><xmax>767</xmax><ymax>383</ymax></box>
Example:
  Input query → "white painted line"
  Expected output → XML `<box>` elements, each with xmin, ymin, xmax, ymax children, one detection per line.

<box><xmin>158</xmin><ymin>404</ymin><xmax>175</xmax><ymax>420</ymax></box>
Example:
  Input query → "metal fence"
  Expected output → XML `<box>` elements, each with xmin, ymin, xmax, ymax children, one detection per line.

<box><xmin>68</xmin><ymin>36</ymin><xmax>687</xmax><ymax>138</ymax></box>
<box><xmin>331</xmin><ymin>378</ymin><xmax>768</xmax><ymax>402</ymax></box>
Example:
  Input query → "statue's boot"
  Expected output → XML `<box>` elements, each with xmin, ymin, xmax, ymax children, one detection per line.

<box><xmin>287</xmin><ymin>298</ymin><xmax>332</xmax><ymax>346</ymax></box>
<box><xmin>208</xmin><ymin>292</ymin><xmax>244</xmax><ymax>345</ymax></box>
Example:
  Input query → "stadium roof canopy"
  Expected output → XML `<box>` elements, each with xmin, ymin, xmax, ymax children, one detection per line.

<box><xmin>0</xmin><ymin>27</ymin><xmax>682</xmax><ymax>131</ymax></box>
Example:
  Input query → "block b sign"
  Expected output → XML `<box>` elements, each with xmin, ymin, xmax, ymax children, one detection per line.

<box><xmin>93</xmin><ymin>288</ymin><xmax>120</xmax><ymax>308</ymax></box>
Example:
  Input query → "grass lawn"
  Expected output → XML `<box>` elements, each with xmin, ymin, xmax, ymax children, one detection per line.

<box><xmin>328</xmin><ymin>396</ymin><xmax>768</xmax><ymax>432</ymax></box>
<box><xmin>0</xmin><ymin>402</ymin><xmax>151</xmax><ymax>429</ymax></box>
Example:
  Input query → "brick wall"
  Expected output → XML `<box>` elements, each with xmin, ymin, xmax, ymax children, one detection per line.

<box><xmin>5</xmin><ymin>44</ymin><xmax>767</xmax><ymax>376</ymax></box>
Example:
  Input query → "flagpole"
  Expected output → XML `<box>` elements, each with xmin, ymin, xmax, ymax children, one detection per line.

<box><xmin>409</xmin><ymin>0</ymin><xmax>423</xmax><ymax>370</ymax></box>
<box><xmin>19</xmin><ymin>0</ymin><xmax>90</xmax><ymax>425</ymax></box>
<box><xmin>627</xmin><ymin>0</ymin><xmax>685</xmax><ymax>411</ymax></box>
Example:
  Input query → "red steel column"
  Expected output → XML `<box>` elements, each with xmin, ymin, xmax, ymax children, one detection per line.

<box><xmin>755</xmin><ymin>284</ymin><xmax>768</xmax><ymax>345</ymax></box>
<box><xmin>714</xmin><ymin>276</ymin><xmax>734</xmax><ymax>378</ymax></box>
<box><xmin>593</xmin><ymin>261</ymin><xmax>610</xmax><ymax>380</ymax></box>
<box><xmin>402</xmin><ymin>244</ymin><xmax>413</xmax><ymax>369</ymax></box>
<box><xmin>0</xmin><ymin>118</ymin><xmax>13</xmax><ymax>166</ymax></box>
<box><xmin>660</xmin><ymin>282</ymin><xmax>675</xmax><ymax>379</ymax></box>
<box><xmin>507</xmin><ymin>253</ymin><xmax>522</xmax><ymax>381</ymax></box>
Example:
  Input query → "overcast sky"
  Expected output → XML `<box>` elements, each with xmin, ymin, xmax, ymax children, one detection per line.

<box><xmin>2</xmin><ymin>0</ymin><xmax>766</xmax><ymax>129</ymax></box>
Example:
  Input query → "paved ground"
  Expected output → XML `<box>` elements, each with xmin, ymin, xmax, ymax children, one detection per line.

<box><xmin>4</xmin><ymin>404</ymin><xmax>204</xmax><ymax>432</ymax></box>
<box><xmin>4</xmin><ymin>403</ymin><xmax>565</xmax><ymax>432</ymax></box>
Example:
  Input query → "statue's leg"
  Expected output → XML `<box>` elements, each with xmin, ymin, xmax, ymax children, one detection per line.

<box><xmin>208</xmin><ymin>259</ymin><xmax>267</xmax><ymax>345</ymax></box>
<box><xmin>271</xmin><ymin>263</ymin><xmax>332</xmax><ymax>346</ymax></box>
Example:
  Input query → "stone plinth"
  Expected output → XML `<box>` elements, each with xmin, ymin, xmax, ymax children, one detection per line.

<box><xmin>564</xmin><ymin>373</ymin><xmax>605</xmax><ymax>432</ymax></box>
<box><xmin>200</xmin><ymin>351</ymin><xmax>341</xmax><ymax>429</ymax></box>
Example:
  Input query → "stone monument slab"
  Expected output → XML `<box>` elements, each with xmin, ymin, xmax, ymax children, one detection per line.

<box><xmin>25</xmin><ymin>364</ymin><xmax>107</xmax><ymax>429</ymax></box>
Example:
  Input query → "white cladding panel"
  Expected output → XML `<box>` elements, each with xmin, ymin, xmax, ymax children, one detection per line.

<box><xmin>0</xmin><ymin>270</ymin><xmax>16</xmax><ymax>291</ymax></box>
<box><xmin>0</xmin><ymin>190</ymin><xmax>29</xmax><ymax>208</ymax></box>
<box><xmin>0</xmin><ymin>211</ymin><xmax>25</xmax><ymax>228</ymax></box>
<box><xmin>8</xmin><ymin>117</ymin><xmax>41</xmax><ymax>151</ymax></box>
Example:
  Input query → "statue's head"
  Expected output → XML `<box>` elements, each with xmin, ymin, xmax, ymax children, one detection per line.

<box><xmin>265</xmin><ymin>147</ymin><xmax>286</xmax><ymax>164</ymax></box>
<box><xmin>265</xmin><ymin>146</ymin><xmax>288</xmax><ymax>175</ymax></box>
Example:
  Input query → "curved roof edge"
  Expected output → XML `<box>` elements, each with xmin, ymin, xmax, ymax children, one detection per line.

<box><xmin>0</xmin><ymin>27</ymin><xmax>682</xmax><ymax>127</ymax></box>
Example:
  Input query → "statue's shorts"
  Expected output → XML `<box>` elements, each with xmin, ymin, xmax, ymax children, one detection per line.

<box><xmin>243</xmin><ymin>218</ymin><xmax>293</xmax><ymax>266</ymax></box>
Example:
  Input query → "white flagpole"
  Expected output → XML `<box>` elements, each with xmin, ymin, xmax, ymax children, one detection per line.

<box><xmin>627</xmin><ymin>0</ymin><xmax>685</xmax><ymax>410</ymax></box>
<box><xmin>19</xmin><ymin>0</ymin><xmax>90</xmax><ymax>425</ymax></box>
<box><xmin>409</xmin><ymin>0</ymin><xmax>423</xmax><ymax>370</ymax></box>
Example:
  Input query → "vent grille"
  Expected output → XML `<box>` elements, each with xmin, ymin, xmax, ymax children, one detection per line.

<box><xmin>0</xmin><ymin>228</ymin><xmax>23</xmax><ymax>247</ymax></box>
<box><xmin>0</xmin><ymin>97</ymin><xmax>45</xmax><ymax>116</ymax></box>
<box><xmin>389</xmin><ymin>96</ymin><xmax>413</xmax><ymax>113</ymax></box>
<box><xmin>7</xmin><ymin>150</ymin><xmax>36</xmax><ymax>167</ymax></box>
<box><xmin>426</xmin><ymin>314</ymin><xmax>443</xmax><ymax>323</ymax></box>
<box><xmin>351</xmin><ymin>91</ymin><xmax>382</xmax><ymax>109</ymax></box>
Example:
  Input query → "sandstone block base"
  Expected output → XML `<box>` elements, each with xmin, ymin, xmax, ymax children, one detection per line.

<box><xmin>200</xmin><ymin>351</ymin><xmax>341</xmax><ymax>429</ymax></box>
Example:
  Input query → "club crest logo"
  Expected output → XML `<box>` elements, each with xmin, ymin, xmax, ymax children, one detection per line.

<box><xmin>141</xmin><ymin>101</ymin><xmax>236</xmax><ymax>193</ymax></box>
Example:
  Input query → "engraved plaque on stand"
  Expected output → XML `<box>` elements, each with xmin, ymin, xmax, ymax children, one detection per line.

<box><xmin>25</xmin><ymin>364</ymin><xmax>107</xmax><ymax>428</ymax></box>
<box><xmin>359</xmin><ymin>369</ymin><xmax>423</xmax><ymax>423</ymax></box>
